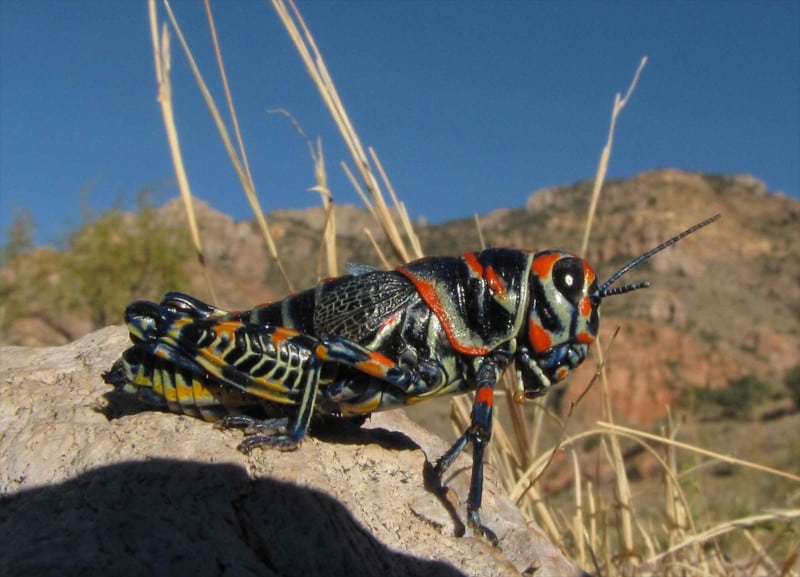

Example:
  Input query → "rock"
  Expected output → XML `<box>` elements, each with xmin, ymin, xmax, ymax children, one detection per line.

<box><xmin>0</xmin><ymin>327</ymin><xmax>582</xmax><ymax>577</ymax></box>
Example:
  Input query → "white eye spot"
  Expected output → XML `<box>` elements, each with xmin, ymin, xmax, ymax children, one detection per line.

<box><xmin>564</xmin><ymin>273</ymin><xmax>574</xmax><ymax>287</ymax></box>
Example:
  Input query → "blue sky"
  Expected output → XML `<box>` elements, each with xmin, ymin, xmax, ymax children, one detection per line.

<box><xmin>1</xmin><ymin>1</ymin><xmax>798</xmax><ymax>247</ymax></box>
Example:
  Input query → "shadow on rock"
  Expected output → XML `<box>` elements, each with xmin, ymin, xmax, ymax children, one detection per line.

<box><xmin>0</xmin><ymin>460</ymin><xmax>466</xmax><ymax>577</ymax></box>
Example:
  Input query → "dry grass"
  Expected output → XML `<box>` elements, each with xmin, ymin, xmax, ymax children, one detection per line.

<box><xmin>147</xmin><ymin>1</ymin><xmax>799</xmax><ymax>575</ymax></box>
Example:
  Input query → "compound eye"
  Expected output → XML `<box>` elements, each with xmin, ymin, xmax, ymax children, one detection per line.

<box><xmin>552</xmin><ymin>257</ymin><xmax>585</xmax><ymax>304</ymax></box>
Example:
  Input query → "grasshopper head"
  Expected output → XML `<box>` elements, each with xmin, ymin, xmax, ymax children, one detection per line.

<box><xmin>515</xmin><ymin>214</ymin><xmax>720</xmax><ymax>400</ymax></box>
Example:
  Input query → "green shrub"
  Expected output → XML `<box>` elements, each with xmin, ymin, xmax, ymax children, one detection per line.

<box><xmin>0</xmin><ymin>190</ymin><xmax>191</xmax><ymax>340</ymax></box>
<box><xmin>690</xmin><ymin>375</ymin><xmax>775</xmax><ymax>419</ymax></box>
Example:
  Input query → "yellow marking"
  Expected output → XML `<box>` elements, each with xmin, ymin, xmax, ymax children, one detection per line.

<box><xmin>133</xmin><ymin>371</ymin><xmax>152</xmax><ymax>387</ymax></box>
<box><xmin>152</xmin><ymin>369</ymin><xmax>165</xmax><ymax>396</ymax></box>
<box><xmin>161</xmin><ymin>372</ymin><xmax>178</xmax><ymax>403</ymax></box>
<box><xmin>174</xmin><ymin>372</ymin><xmax>194</xmax><ymax>403</ymax></box>
<box><xmin>340</xmin><ymin>394</ymin><xmax>382</xmax><ymax>415</ymax></box>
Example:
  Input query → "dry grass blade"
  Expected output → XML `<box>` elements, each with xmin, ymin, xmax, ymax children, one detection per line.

<box><xmin>571</xmin><ymin>451</ymin><xmax>586</xmax><ymax>567</ymax></box>
<box><xmin>161</xmin><ymin>0</ymin><xmax>293</xmax><ymax>292</ymax></box>
<box><xmin>268</xmin><ymin>109</ymin><xmax>337</xmax><ymax>278</ymax></box>
<box><xmin>779</xmin><ymin>542</ymin><xmax>800</xmax><ymax>577</ymax></box>
<box><xmin>362</xmin><ymin>229</ymin><xmax>391</xmax><ymax>270</ymax></box>
<box><xmin>597</xmin><ymin>422</ymin><xmax>800</xmax><ymax>483</ymax></box>
<box><xmin>501</xmin><ymin>372</ymin><xmax>532</xmax><ymax>473</ymax></box>
<box><xmin>271</xmin><ymin>0</ymin><xmax>417</xmax><ymax>264</ymax></box>
<box><xmin>581</xmin><ymin>58</ymin><xmax>649</xmax><ymax>560</ymax></box>
<box><xmin>647</xmin><ymin>509</ymin><xmax>800</xmax><ymax>564</ymax></box>
<box><xmin>204</xmin><ymin>0</ymin><xmax>254</xmax><ymax>191</ymax></box>
<box><xmin>311</xmin><ymin>139</ymin><xmax>337</xmax><ymax>278</ymax></box>
<box><xmin>473</xmin><ymin>214</ymin><xmax>487</xmax><ymax>249</ymax></box>
<box><xmin>148</xmin><ymin>0</ymin><xmax>216</xmax><ymax>301</ymax></box>
<box><xmin>587</xmin><ymin>481</ymin><xmax>599</xmax><ymax>571</ymax></box>
<box><xmin>369</xmin><ymin>148</ymin><xmax>423</xmax><ymax>259</ymax></box>
<box><xmin>580</xmin><ymin>56</ymin><xmax>647</xmax><ymax>256</ymax></box>
<box><xmin>510</xmin><ymin>427</ymin><xmax>601</xmax><ymax>501</ymax></box>
<box><xmin>342</xmin><ymin>162</ymin><xmax>377</xmax><ymax>219</ymax></box>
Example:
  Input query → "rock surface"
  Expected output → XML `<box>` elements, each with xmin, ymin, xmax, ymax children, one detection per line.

<box><xmin>0</xmin><ymin>327</ymin><xmax>582</xmax><ymax>577</ymax></box>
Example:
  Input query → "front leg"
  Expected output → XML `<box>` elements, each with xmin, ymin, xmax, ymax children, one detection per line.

<box><xmin>434</xmin><ymin>356</ymin><xmax>503</xmax><ymax>545</ymax></box>
<box><xmin>316</xmin><ymin>335</ymin><xmax>444</xmax><ymax>395</ymax></box>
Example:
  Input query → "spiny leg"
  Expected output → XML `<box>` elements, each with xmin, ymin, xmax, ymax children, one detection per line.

<box><xmin>221</xmin><ymin>358</ymin><xmax>323</xmax><ymax>453</ymax></box>
<box><xmin>434</xmin><ymin>358</ymin><xmax>500</xmax><ymax>545</ymax></box>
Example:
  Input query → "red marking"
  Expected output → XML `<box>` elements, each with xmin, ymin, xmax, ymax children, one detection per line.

<box><xmin>475</xmin><ymin>386</ymin><xmax>494</xmax><ymax>407</ymax></box>
<box><xmin>532</xmin><ymin>252</ymin><xmax>561</xmax><ymax>279</ymax></box>
<box><xmin>463</xmin><ymin>252</ymin><xmax>484</xmax><ymax>276</ymax></box>
<box><xmin>270</xmin><ymin>326</ymin><xmax>299</xmax><ymax>348</ymax></box>
<box><xmin>582</xmin><ymin>260</ymin><xmax>597</xmax><ymax>286</ymax></box>
<box><xmin>576</xmin><ymin>331</ymin><xmax>595</xmax><ymax>345</ymax></box>
<box><xmin>555</xmin><ymin>366</ymin><xmax>569</xmax><ymax>381</ymax></box>
<box><xmin>212</xmin><ymin>321</ymin><xmax>244</xmax><ymax>338</ymax></box>
<box><xmin>528</xmin><ymin>320</ymin><xmax>552</xmax><ymax>353</ymax></box>
<box><xmin>484</xmin><ymin>265</ymin><xmax>506</xmax><ymax>299</ymax></box>
<box><xmin>397</xmin><ymin>267</ymin><xmax>490</xmax><ymax>356</ymax></box>
<box><xmin>579</xmin><ymin>295</ymin><xmax>592</xmax><ymax>317</ymax></box>
<box><xmin>274</xmin><ymin>327</ymin><xmax>300</xmax><ymax>337</ymax></box>
<box><xmin>463</xmin><ymin>252</ymin><xmax>506</xmax><ymax>298</ymax></box>
<box><xmin>315</xmin><ymin>344</ymin><xmax>330</xmax><ymax>361</ymax></box>
<box><xmin>377</xmin><ymin>312</ymin><xmax>401</xmax><ymax>334</ymax></box>
<box><xmin>355</xmin><ymin>351</ymin><xmax>396</xmax><ymax>378</ymax></box>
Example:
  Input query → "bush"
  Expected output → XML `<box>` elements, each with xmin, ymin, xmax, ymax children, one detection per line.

<box><xmin>690</xmin><ymin>375</ymin><xmax>774</xmax><ymax>419</ymax></box>
<box><xmin>0</xmin><ymin>190</ymin><xmax>191</xmax><ymax>341</ymax></box>
<box><xmin>66</xmin><ymin>195</ymin><xmax>192</xmax><ymax>327</ymax></box>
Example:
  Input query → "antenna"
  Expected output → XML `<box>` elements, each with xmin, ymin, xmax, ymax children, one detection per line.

<box><xmin>595</xmin><ymin>213</ymin><xmax>720</xmax><ymax>300</ymax></box>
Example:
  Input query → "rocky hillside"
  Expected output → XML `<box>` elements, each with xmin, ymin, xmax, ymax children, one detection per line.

<box><xmin>2</xmin><ymin>169</ymin><xmax>798</xmax><ymax>428</ymax></box>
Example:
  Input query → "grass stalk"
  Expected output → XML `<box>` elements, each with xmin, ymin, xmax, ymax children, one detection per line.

<box><xmin>580</xmin><ymin>56</ymin><xmax>647</xmax><ymax>256</ymax></box>
<box><xmin>648</xmin><ymin>509</ymin><xmax>800</xmax><ymax>564</ymax></box>
<box><xmin>161</xmin><ymin>0</ymin><xmax>293</xmax><ymax>292</ymax></box>
<box><xmin>597</xmin><ymin>422</ymin><xmax>800</xmax><ymax>483</ymax></box>
<box><xmin>581</xmin><ymin>57</ymin><xmax>649</xmax><ymax>561</ymax></box>
<box><xmin>268</xmin><ymin>109</ymin><xmax>337</xmax><ymax>278</ymax></box>
<box><xmin>148</xmin><ymin>0</ymin><xmax>216</xmax><ymax>302</ymax></box>
<box><xmin>271</xmin><ymin>0</ymin><xmax>418</xmax><ymax>264</ymax></box>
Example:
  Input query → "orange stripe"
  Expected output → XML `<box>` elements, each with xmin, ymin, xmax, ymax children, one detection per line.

<box><xmin>354</xmin><ymin>351</ymin><xmax>396</xmax><ymax>378</ymax></box>
<box><xmin>463</xmin><ymin>251</ymin><xmax>483</xmax><ymax>276</ymax></box>
<box><xmin>532</xmin><ymin>252</ymin><xmax>561</xmax><ymax>279</ymax></box>
<box><xmin>402</xmin><ymin>274</ymin><xmax>489</xmax><ymax>356</ymax></box>
<box><xmin>582</xmin><ymin>260</ymin><xmax>597</xmax><ymax>286</ymax></box>
<box><xmin>528</xmin><ymin>320</ymin><xmax>552</xmax><ymax>353</ymax></box>
<box><xmin>211</xmin><ymin>321</ymin><xmax>244</xmax><ymax>338</ymax></box>
<box><xmin>463</xmin><ymin>253</ymin><xmax>506</xmax><ymax>299</ymax></box>
<box><xmin>579</xmin><ymin>295</ymin><xmax>592</xmax><ymax>316</ymax></box>
<box><xmin>269</xmin><ymin>326</ymin><xmax>300</xmax><ymax>348</ymax></box>
<box><xmin>484</xmin><ymin>265</ymin><xmax>506</xmax><ymax>299</ymax></box>
<box><xmin>475</xmin><ymin>386</ymin><xmax>494</xmax><ymax>407</ymax></box>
